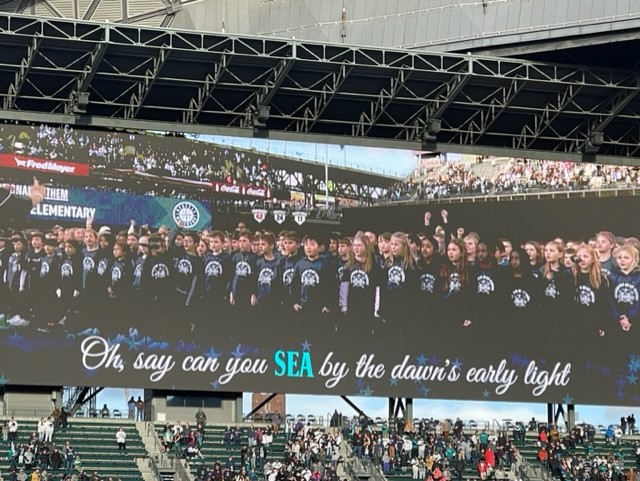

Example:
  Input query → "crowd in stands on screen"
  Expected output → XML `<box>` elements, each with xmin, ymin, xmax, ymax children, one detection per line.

<box><xmin>390</xmin><ymin>158</ymin><xmax>640</xmax><ymax>202</ymax></box>
<box><xmin>10</xmin><ymin>123</ymin><xmax>640</xmax><ymax>209</ymax></box>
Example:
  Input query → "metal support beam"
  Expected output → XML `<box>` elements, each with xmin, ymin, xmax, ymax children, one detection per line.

<box><xmin>244</xmin><ymin>393</ymin><xmax>278</xmax><ymax>420</ymax></box>
<box><xmin>294</xmin><ymin>64</ymin><xmax>354</xmax><ymax>132</ymax></box>
<box><xmin>340</xmin><ymin>395</ymin><xmax>367</xmax><ymax>419</ymax></box>
<box><xmin>124</xmin><ymin>48</ymin><xmax>170</xmax><ymax>119</ymax></box>
<box><xmin>4</xmin><ymin>36</ymin><xmax>41</xmax><ymax>110</ymax></box>
<box><xmin>580</xmin><ymin>84</ymin><xmax>640</xmax><ymax>153</ymax></box>
<box><xmin>546</xmin><ymin>403</ymin><xmax>575</xmax><ymax>431</ymax></box>
<box><xmin>239</xmin><ymin>53</ymin><xmax>296</xmax><ymax>128</ymax></box>
<box><xmin>398</xmin><ymin>66</ymin><xmax>471</xmax><ymax>141</ymax></box>
<box><xmin>184</xmin><ymin>52</ymin><xmax>232</xmax><ymax>124</ymax></box>
<box><xmin>516</xmin><ymin>84</ymin><xmax>584</xmax><ymax>149</ymax></box>
<box><xmin>354</xmin><ymin>69</ymin><xmax>413</xmax><ymax>137</ymax></box>
<box><xmin>65</xmin><ymin>37</ymin><xmax>109</xmax><ymax>115</ymax></box>
<box><xmin>477</xmin><ymin>78</ymin><xmax>525</xmax><ymax>138</ymax></box>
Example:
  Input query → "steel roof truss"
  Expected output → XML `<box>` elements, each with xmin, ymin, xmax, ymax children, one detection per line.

<box><xmin>123</xmin><ymin>47</ymin><xmax>170</xmax><ymax>119</ymax></box>
<box><xmin>4</xmin><ymin>35</ymin><xmax>40</xmax><ymax>110</ymax></box>
<box><xmin>184</xmin><ymin>52</ymin><xmax>232</xmax><ymax>123</ymax></box>
<box><xmin>516</xmin><ymin>84</ymin><xmax>584</xmax><ymax>150</ymax></box>
<box><xmin>292</xmin><ymin>64</ymin><xmax>354</xmax><ymax>132</ymax></box>
<box><xmin>397</xmin><ymin>71</ymin><xmax>471</xmax><ymax>141</ymax></box>
<box><xmin>475</xmin><ymin>78</ymin><xmax>526</xmax><ymax>141</ymax></box>
<box><xmin>354</xmin><ymin>68</ymin><xmax>413</xmax><ymax>137</ymax></box>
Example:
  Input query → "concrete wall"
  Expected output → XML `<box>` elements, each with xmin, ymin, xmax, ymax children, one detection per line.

<box><xmin>2</xmin><ymin>387</ymin><xmax>62</xmax><ymax>418</ymax></box>
<box><xmin>146</xmin><ymin>390</ymin><xmax>242</xmax><ymax>425</ymax></box>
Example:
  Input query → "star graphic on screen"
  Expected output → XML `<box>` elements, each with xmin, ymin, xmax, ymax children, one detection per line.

<box><xmin>300</xmin><ymin>340</ymin><xmax>312</xmax><ymax>352</ymax></box>
<box><xmin>419</xmin><ymin>386</ymin><xmax>431</xmax><ymax>397</ymax></box>
<box><xmin>416</xmin><ymin>354</ymin><xmax>427</xmax><ymax>366</ymax></box>
<box><xmin>616</xmin><ymin>390</ymin><xmax>625</xmax><ymax>400</ymax></box>
<box><xmin>482</xmin><ymin>389</ymin><xmax>490</xmax><ymax>399</ymax></box>
<box><xmin>562</xmin><ymin>394</ymin><xmax>574</xmax><ymax>404</ymax></box>
<box><xmin>429</xmin><ymin>355</ymin><xmax>440</xmax><ymax>365</ymax></box>
<box><xmin>355</xmin><ymin>378</ymin><xmax>366</xmax><ymax>390</ymax></box>
<box><xmin>627</xmin><ymin>374</ymin><xmax>638</xmax><ymax>385</ymax></box>
<box><xmin>178</xmin><ymin>341</ymin><xmax>198</xmax><ymax>353</ymax></box>
<box><xmin>110</xmin><ymin>334</ymin><xmax>127</xmax><ymax>345</ymax></box>
<box><xmin>615</xmin><ymin>375</ymin><xmax>627</xmax><ymax>388</ymax></box>
<box><xmin>452</xmin><ymin>359</ymin><xmax>463</xmax><ymax>370</ymax></box>
<box><xmin>510</xmin><ymin>353</ymin><xmax>522</xmax><ymax>364</ymax></box>
<box><xmin>210</xmin><ymin>381</ymin><xmax>221</xmax><ymax>390</ymax></box>
<box><xmin>517</xmin><ymin>356</ymin><xmax>530</xmax><ymax>368</ymax></box>
<box><xmin>83</xmin><ymin>368</ymin><xmax>97</xmax><ymax>379</ymax></box>
<box><xmin>600</xmin><ymin>366</ymin><xmax>611</xmax><ymax>376</ymax></box>
<box><xmin>65</xmin><ymin>333</ymin><xmax>76</xmax><ymax>341</ymax></box>
<box><xmin>203</xmin><ymin>347</ymin><xmax>221</xmax><ymax>358</ymax></box>
<box><xmin>413</xmin><ymin>378</ymin><xmax>422</xmax><ymax>385</ymax></box>
<box><xmin>389</xmin><ymin>378</ymin><xmax>398</xmax><ymax>387</ymax></box>
<box><xmin>147</xmin><ymin>340</ymin><xmax>170</xmax><ymax>350</ymax></box>
<box><xmin>629</xmin><ymin>356</ymin><xmax>640</xmax><ymax>373</ymax></box>
<box><xmin>538</xmin><ymin>358</ymin><xmax>546</xmax><ymax>365</ymax></box>
<box><xmin>9</xmin><ymin>332</ymin><xmax>24</xmax><ymax>345</ymax></box>
<box><xmin>126</xmin><ymin>337</ymin><xmax>144</xmax><ymax>351</ymax></box>
<box><xmin>232</xmin><ymin>345</ymin><xmax>245</xmax><ymax>358</ymax></box>
<box><xmin>19</xmin><ymin>341</ymin><xmax>36</xmax><ymax>353</ymax></box>
<box><xmin>359</xmin><ymin>386</ymin><xmax>373</xmax><ymax>397</ymax></box>
<box><xmin>0</xmin><ymin>374</ymin><xmax>9</xmax><ymax>385</ymax></box>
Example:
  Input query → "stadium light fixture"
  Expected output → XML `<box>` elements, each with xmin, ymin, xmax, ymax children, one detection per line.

<box><xmin>253</xmin><ymin>106</ymin><xmax>271</xmax><ymax>129</ymax></box>
<box><xmin>71</xmin><ymin>91</ymin><xmax>90</xmax><ymax>114</ymax></box>
<box><xmin>583</xmin><ymin>132</ymin><xmax>603</xmax><ymax>154</ymax></box>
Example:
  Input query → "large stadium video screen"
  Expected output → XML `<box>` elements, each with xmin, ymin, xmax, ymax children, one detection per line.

<box><xmin>0</xmin><ymin>123</ymin><xmax>639</xmax><ymax>406</ymax></box>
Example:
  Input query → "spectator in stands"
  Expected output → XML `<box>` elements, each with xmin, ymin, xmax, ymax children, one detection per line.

<box><xmin>195</xmin><ymin>408</ymin><xmax>207</xmax><ymax>427</ymax></box>
<box><xmin>50</xmin><ymin>448</ymin><xmax>62</xmax><ymax>471</ymax></box>
<box><xmin>135</xmin><ymin>397</ymin><xmax>144</xmax><ymax>421</ymax></box>
<box><xmin>116</xmin><ymin>427</ymin><xmax>126</xmax><ymax>452</ymax></box>
<box><xmin>64</xmin><ymin>446</ymin><xmax>74</xmax><ymax>473</ymax></box>
<box><xmin>43</xmin><ymin>418</ymin><xmax>54</xmax><ymax>444</ymax></box>
<box><xmin>8</xmin><ymin>418</ymin><xmax>18</xmax><ymax>442</ymax></box>
<box><xmin>127</xmin><ymin>397</ymin><xmax>136</xmax><ymax>420</ymax></box>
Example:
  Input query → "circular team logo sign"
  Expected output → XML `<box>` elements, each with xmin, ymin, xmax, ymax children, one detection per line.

<box><xmin>172</xmin><ymin>201</ymin><xmax>200</xmax><ymax>229</ymax></box>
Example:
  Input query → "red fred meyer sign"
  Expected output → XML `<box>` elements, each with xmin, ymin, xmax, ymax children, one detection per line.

<box><xmin>0</xmin><ymin>154</ymin><xmax>90</xmax><ymax>176</ymax></box>
<box><xmin>213</xmin><ymin>181</ymin><xmax>271</xmax><ymax>198</ymax></box>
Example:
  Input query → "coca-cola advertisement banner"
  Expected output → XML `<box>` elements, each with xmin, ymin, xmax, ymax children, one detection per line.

<box><xmin>0</xmin><ymin>154</ymin><xmax>89</xmax><ymax>176</ymax></box>
<box><xmin>213</xmin><ymin>181</ymin><xmax>271</xmax><ymax>198</ymax></box>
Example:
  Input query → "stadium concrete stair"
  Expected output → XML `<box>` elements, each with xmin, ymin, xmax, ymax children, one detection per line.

<box><xmin>154</xmin><ymin>423</ymin><xmax>289</xmax><ymax>479</ymax></box>
<box><xmin>0</xmin><ymin>417</ymin><xmax>147</xmax><ymax>481</ymax></box>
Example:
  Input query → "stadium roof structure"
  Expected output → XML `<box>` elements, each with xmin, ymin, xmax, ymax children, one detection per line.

<box><xmin>0</xmin><ymin>15</ymin><xmax>639</xmax><ymax>166</ymax></box>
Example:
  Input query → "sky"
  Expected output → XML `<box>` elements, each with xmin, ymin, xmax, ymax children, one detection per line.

<box><xmin>186</xmin><ymin>134</ymin><xmax>420</xmax><ymax>179</ymax></box>
<box><xmin>97</xmin><ymin>389</ymin><xmax>633</xmax><ymax>428</ymax></box>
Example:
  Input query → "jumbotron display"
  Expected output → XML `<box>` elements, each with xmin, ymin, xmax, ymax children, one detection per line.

<box><xmin>0</xmin><ymin>124</ymin><xmax>639</xmax><ymax>406</ymax></box>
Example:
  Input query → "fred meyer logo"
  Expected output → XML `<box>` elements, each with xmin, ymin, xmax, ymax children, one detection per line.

<box><xmin>0</xmin><ymin>154</ymin><xmax>89</xmax><ymax>176</ymax></box>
